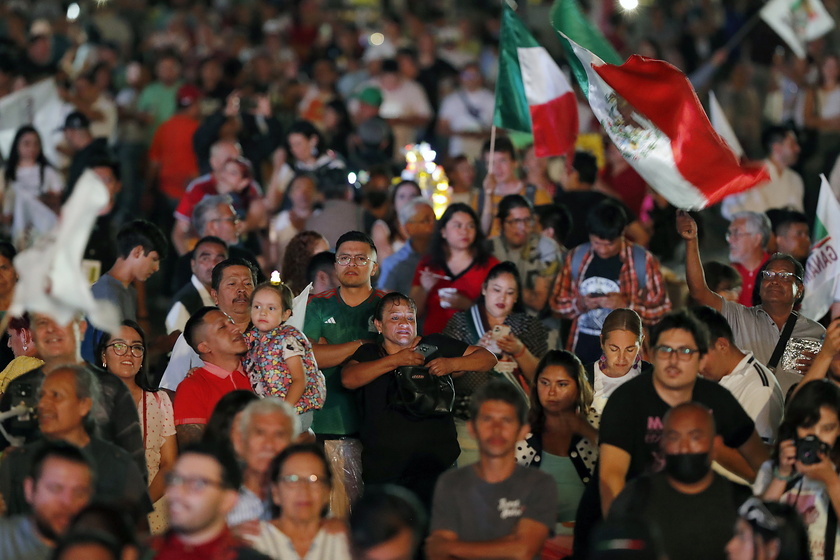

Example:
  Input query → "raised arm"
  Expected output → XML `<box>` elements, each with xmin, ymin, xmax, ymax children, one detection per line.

<box><xmin>676</xmin><ymin>210</ymin><xmax>723</xmax><ymax>311</ymax></box>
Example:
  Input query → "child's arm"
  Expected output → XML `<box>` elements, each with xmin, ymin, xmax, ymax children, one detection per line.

<box><xmin>285</xmin><ymin>354</ymin><xmax>306</xmax><ymax>410</ymax></box>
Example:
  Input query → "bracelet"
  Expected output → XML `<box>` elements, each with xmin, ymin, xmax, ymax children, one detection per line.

<box><xmin>513</xmin><ymin>345</ymin><xmax>527</xmax><ymax>359</ymax></box>
<box><xmin>772</xmin><ymin>465</ymin><xmax>797</xmax><ymax>482</ymax></box>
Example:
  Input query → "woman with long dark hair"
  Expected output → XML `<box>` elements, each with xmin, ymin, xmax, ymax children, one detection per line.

<box><xmin>410</xmin><ymin>203</ymin><xmax>498</xmax><ymax>334</ymax></box>
<box><xmin>1</xmin><ymin>125</ymin><xmax>64</xmax><ymax>246</ymax></box>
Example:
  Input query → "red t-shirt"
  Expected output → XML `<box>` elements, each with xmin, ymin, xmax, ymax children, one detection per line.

<box><xmin>732</xmin><ymin>252</ymin><xmax>770</xmax><ymax>307</ymax></box>
<box><xmin>174</xmin><ymin>174</ymin><xmax>262</xmax><ymax>223</ymax></box>
<box><xmin>173</xmin><ymin>364</ymin><xmax>253</xmax><ymax>426</ymax></box>
<box><xmin>150</xmin><ymin>528</ymin><xmax>259</xmax><ymax>560</ymax></box>
<box><xmin>148</xmin><ymin>114</ymin><xmax>200</xmax><ymax>200</ymax></box>
<box><xmin>412</xmin><ymin>255</ymin><xmax>500</xmax><ymax>335</ymax></box>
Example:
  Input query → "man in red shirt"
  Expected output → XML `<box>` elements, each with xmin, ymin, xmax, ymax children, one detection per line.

<box><xmin>147</xmin><ymin>84</ymin><xmax>202</xmax><ymax>204</ymax></box>
<box><xmin>150</xmin><ymin>441</ymin><xmax>269</xmax><ymax>560</ymax></box>
<box><xmin>174</xmin><ymin>306</ymin><xmax>253</xmax><ymax>447</ymax></box>
<box><xmin>726</xmin><ymin>211</ymin><xmax>771</xmax><ymax>307</ymax></box>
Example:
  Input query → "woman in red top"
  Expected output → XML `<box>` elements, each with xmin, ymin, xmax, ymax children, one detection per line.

<box><xmin>410</xmin><ymin>203</ymin><xmax>498</xmax><ymax>334</ymax></box>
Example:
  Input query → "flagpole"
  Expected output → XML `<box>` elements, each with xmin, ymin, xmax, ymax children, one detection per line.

<box><xmin>488</xmin><ymin>125</ymin><xmax>497</xmax><ymax>176</ymax></box>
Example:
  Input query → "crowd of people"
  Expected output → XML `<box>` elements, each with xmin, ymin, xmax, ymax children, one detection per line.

<box><xmin>3</xmin><ymin>0</ymin><xmax>840</xmax><ymax>559</ymax></box>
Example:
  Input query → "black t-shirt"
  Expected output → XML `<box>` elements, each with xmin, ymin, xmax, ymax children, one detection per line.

<box><xmin>574</xmin><ymin>253</ymin><xmax>622</xmax><ymax>363</ymax></box>
<box><xmin>350</xmin><ymin>333</ymin><xmax>467</xmax><ymax>483</ymax></box>
<box><xmin>609</xmin><ymin>473</ymin><xmax>751</xmax><ymax>560</ymax></box>
<box><xmin>599</xmin><ymin>372</ymin><xmax>755</xmax><ymax>480</ymax></box>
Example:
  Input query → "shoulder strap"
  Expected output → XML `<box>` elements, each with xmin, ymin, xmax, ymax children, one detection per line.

<box><xmin>767</xmin><ymin>312</ymin><xmax>798</xmax><ymax>371</ymax></box>
<box><xmin>570</xmin><ymin>243</ymin><xmax>590</xmax><ymax>283</ymax></box>
<box><xmin>630</xmin><ymin>244</ymin><xmax>647</xmax><ymax>288</ymax></box>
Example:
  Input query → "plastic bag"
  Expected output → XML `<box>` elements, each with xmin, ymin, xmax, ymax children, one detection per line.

<box><xmin>324</xmin><ymin>438</ymin><xmax>363</xmax><ymax>518</ymax></box>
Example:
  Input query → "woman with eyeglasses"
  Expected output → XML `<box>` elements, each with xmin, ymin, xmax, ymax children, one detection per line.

<box><xmin>97</xmin><ymin>320</ymin><xmax>176</xmax><ymax>534</ymax></box>
<box><xmin>410</xmin><ymin>203</ymin><xmax>499</xmax><ymax>335</ymax></box>
<box><xmin>245</xmin><ymin>443</ymin><xmax>351</xmax><ymax>560</ymax></box>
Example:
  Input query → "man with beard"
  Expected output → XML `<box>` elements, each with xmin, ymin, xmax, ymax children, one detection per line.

<box><xmin>0</xmin><ymin>441</ymin><xmax>93</xmax><ymax>560</ymax></box>
<box><xmin>609</xmin><ymin>402</ymin><xmax>753</xmax><ymax>560</ymax></box>
<box><xmin>173</xmin><ymin>306</ymin><xmax>253</xmax><ymax>446</ymax></box>
<box><xmin>161</xmin><ymin>258</ymin><xmax>256</xmax><ymax>393</ymax></box>
<box><xmin>150</xmin><ymin>442</ymin><xmax>269</xmax><ymax>560</ymax></box>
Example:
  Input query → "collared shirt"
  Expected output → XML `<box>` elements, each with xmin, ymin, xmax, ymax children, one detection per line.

<box><xmin>173</xmin><ymin>363</ymin><xmax>252</xmax><ymax>426</ymax></box>
<box><xmin>489</xmin><ymin>233</ymin><xmax>562</xmax><ymax>314</ymax></box>
<box><xmin>721</xmin><ymin>299</ymin><xmax>824</xmax><ymax>395</ymax></box>
<box><xmin>721</xmin><ymin>159</ymin><xmax>805</xmax><ymax>220</ymax></box>
<box><xmin>731</xmin><ymin>252</ymin><xmax>770</xmax><ymax>308</ymax></box>
<box><xmin>377</xmin><ymin>240</ymin><xmax>421</xmax><ymax>295</ymax></box>
<box><xmin>718</xmin><ymin>352</ymin><xmax>784</xmax><ymax>444</ymax></box>
<box><xmin>165</xmin><ymin>275</ymin><xmax>215</xmax><ymax>334</ymax></box>
<box><xmin>150</xmin><ymin>527</ymin><xmax>270</xmax><ymax>560</ymax></box>
<box><xmin>227</xmin><ymin>485</ymin><xmax>272</xmax><ymax>527</ymax></box>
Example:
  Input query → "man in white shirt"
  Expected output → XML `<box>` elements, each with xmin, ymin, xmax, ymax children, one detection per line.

<box><xmin>165</xmin><ymin>236</ymin><xmax>228</xmax><ymax>335</ymax></box>
<box><xmin>692</xmin><ymin>305</ymin><xmax>784</xmax><ymax>444</ymax></box>
<box><xmin>722</xmin><ymin>125</ymin><xmax>804</xmax><ymax>220</ymax></box>
<box><xmin>374</xmin><ymin>59</ymin><xmax>432</xmax><ymax>157</ymax></box>
<box><xmin>438</xmin><ymin>63</ymin><xmax>495</xmax><ymax>160</ymax></box>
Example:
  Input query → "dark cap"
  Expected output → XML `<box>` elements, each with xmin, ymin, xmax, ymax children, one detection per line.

<box><xmin>60</xmin><ymin>111</ymin><xmax>90</xmax><ymax>131</ymax></box>
<box><xmin>176</xmin><ymin>84</ymin><xmax>203</xmax><ymax>108</ymax></box>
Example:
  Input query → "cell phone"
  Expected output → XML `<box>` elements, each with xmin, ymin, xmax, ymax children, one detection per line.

<box><xmin>492</xmin><ymin>325</ymin><xmax>511</xmax><ymax>340</ymax></box>
<box><xmin>415</xmin><ymin>343</ymin><xmax>439</xmax><ymax>360</ymax></box>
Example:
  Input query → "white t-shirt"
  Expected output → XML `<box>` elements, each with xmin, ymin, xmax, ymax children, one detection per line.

<box><xmin>718</xmin><ymin>352</ymin><xmax>784</xmax><ymax>444</ymax></box>
<box><xmin>721</xmin><ymin>159</ymin><xmax>804</xmax><ymax>220</ymax></box>
<box><xmin>438</xmin><ymin>87</ymin><xmax>495</xmax><ymax>157</ymax></box>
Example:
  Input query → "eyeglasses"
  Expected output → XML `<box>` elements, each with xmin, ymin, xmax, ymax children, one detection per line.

<box><xmin>210</xmin><ymin>217</ymin><xmax>241</xmax><ymax>225</ymax></box>
<box><xmin>165</xmin><ymin>472</ymin><xmax>225</xmax><ymax>492</ymax></box>
<box><xmin>654</xmin><ymin>345</ymin><xmax>700</xmax><ymax>361</ymax></box>
<box><xmin>279</xmin><ymin>474</ymin><xmax>326</xmax><ymax>487</ymax></box>
<box><xmin>106</xmin><ymin>342</ymin><xmax>145</xmax><ymax>357</ymax></box>
<box><xmin>504</xmin><ymin>217</ymin><xmax>534</xmax><ymax>227</ymax></box>
<box><xmin>336</xmin><ymin>255</ymin><xmax>374</xmax><ymax>266</ymax></box>
<box><xmin>724</xmin><ymin>230</ymin><xmax>755</xmax><ymax>242</ymax></box>
<box><xmin>760</xmin><ymin>270</ymin><xmax>800</xmax><ymax>283</ymax></box>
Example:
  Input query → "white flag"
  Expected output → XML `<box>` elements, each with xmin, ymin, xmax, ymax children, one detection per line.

<box><xmin>8</xmin><ymin>170</ymin><xmax>121</xmax><ymax>333</ymax></box>
<box><xmin>287</xmin><ymin>282</ymin><xmax>311</xmax><ymax>332</ymax></box>
<box><xmin>709</xmin><ymin>91</ymin><xmax>745</xmax><ymax>159</ymax></box>
<box><xmin>760</xmin><ymin>0</ymin><xmax>835</xmax><ymax>59</ymax></box>
<box><xmin>801</xmin><ymin>174</ymin><xmax>840</xmax><ymax>320</ymax></box>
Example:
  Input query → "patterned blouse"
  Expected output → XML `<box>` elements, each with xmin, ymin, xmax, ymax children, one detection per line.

<box><xmin>244</xmin><ymin>324</ymin><xmax>326</xmax><ymax>414</ymax></box>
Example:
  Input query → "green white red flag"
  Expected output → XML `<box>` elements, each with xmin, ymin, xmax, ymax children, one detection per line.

<box><xmin>494</xmin><ymin>4</ymin><xmax>578</xmax><ymax>157</ymax></box>
<box><xmin>760</xmin><ymin>0</ymin><xmax>835</xmax><ymax>59</ymax></box>
<box><xmin>801</xmin><ymin>175</ymin><xmax>840</xmax><ymax>320</ymax></box>
<box><xmin>560</xmin><ymin>36</ymin><xmax>769</xmax><ymax>210</ymax></box>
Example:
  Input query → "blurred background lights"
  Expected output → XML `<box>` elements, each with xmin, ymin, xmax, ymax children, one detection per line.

<box><xmin>369</xmin><ymin>33</ymin><xmax>385</xmax><ymax>46</ymax></box>
<box><xmin>619</xmin><ymin>0</ymin><xmax>639</xmax><ymax>10</ymax></box>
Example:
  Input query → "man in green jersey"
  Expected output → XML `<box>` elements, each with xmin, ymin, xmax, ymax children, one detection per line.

<box><xmin>304</xmin><ymin>231</ymin><xmax>386</xmax><ymax>510</ymax></box>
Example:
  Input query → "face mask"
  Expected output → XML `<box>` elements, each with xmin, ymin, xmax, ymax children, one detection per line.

<box><xmin>364</xmin><ymin>190</ymin><xmax>388</xmax><ymax>209</ymax></box>
<box><xmin>664</xmin><ymin>452</ymin><xmax>710</xmax><ymax>484</ymax></box>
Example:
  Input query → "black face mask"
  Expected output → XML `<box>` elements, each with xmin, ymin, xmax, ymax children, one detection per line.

<box><xmin>365</xmin><ymin>190</ymin><xmax>389</xmax><ymax>209</ymax></box>
<box><xmin>664</xmin><ymin>452</ymin><xmax>710</xmax><ymax>484</ymax></box>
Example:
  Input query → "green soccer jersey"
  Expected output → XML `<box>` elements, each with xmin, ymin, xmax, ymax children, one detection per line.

<box><xmin>304</xmin><ymin>287</ymin><xmax>385</xmax><ymax>435</ymax></box>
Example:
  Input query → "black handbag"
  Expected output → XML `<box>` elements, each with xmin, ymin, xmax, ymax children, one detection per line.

<box><xmin>392</xmin><ymin>366</ymin><xmax>455</xmax><ymax>418</ymax></box>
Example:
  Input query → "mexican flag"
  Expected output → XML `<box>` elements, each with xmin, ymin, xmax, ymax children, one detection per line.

<box><xmin>560</xmin><ymin>36</ymin><xmax>769</xmax><ymax>210</ymax></box>
<box><xmin>801</xmin><ymin>175</ymin><xmax>840</xmax><ymax>320</ymax></box>
<box><xmin>551</xmin><ymin>0</ymin><xmax>623</xmax><ymax>86</ymax></box>
<box><xmin>760</xmin><ymin>0</ymin><xmax>835</xmax><ymax>59</ymax></box>
<box><xmin>494</xmin><ymin>4</ymin><xmax>578</xmax><ymax>158</ymax></box>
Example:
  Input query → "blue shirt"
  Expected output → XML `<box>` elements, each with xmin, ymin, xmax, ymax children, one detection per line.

<box><xmin>377</xmin><ymin>240</ymin><xmax>421</xmax><ymax>295</ymax></box>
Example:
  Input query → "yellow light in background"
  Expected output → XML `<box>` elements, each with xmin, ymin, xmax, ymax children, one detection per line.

<box><xmin>369</xmin><ymin>32</ymin><xmax>385</xmax><ymax>46</ymax></box>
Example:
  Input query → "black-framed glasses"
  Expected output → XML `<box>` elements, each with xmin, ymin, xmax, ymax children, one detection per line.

<box><xmin>760</xmin><ymin>270</ymin><xmax>800</xmax><ymax>283</ymax></box>
<box><xmin>504</xmin><ymin>217</ymin><xmax>534</xmax><ymax>227</ymax></box>
<box><xmin>279</xmin><ymin>473</ymin><xmax>326</xmax><ymax>487</ymax></box>
<box><xmin>336</xmin><ymin>255</ymin><xmax>373</xmax><ymax>266</ymax></box>
<box><xmin>165</xmin><ymin>472</ymin><xmax>225</xmax><ymax>492</ymax></box>
<box><xmin>106</xmin><ymin>342</ymin><xmax>145</xmax><ymax>358</ymax></box>
<box><xmin>654</xmin><ymin>345</ymin><xmax>699</xmax><ymax>362</ymax></box>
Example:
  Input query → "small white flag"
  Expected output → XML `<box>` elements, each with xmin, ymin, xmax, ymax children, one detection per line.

<box><xmin>709</xmin><ymin>91</ymin><xmax>745</xmax><ymax>159</ymax></box>
<box><xmin>801</xmin><ymin>174</ymin><xmax>840</xmax><ymax>320</ymax></box>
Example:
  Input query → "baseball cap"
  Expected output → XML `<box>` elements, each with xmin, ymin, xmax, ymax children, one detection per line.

<box><xmin>60</xmin><ymin>111</ymin><xmax>91</xmax><ymax>131</ymax></box>
<box><xmin>176</xmin><ymin>84</ymin><xmax>203</xmax><ymax>108</ymax></box>
<box><xmin>354</xmin><ymin>87</ymin><xmax>383</xmax><ymax>108</ymax></box>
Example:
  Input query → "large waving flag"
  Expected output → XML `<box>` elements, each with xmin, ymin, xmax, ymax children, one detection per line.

<box><xmin>760</xmin><ymin>0</ymin><xmax>835</xmax><ymax>59</ymax></box>
<box><xmin>494</xmin><ymin>4</ymin><xmax>578</xmax><ymax>157</ymax></box>
<box><xmin>801</xmin><ymin>175</ymin><xmax>840</xmax><ymax>320</ymax></box>
<box><xmin>560</xmin><ymin>36</ymin><xmax>769</xmax><ymax>209</ymax></box>
<box><xmin>551</xmin><ymin>0</ymin><xmax>623</xmax><ymax>86</ymax></box>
